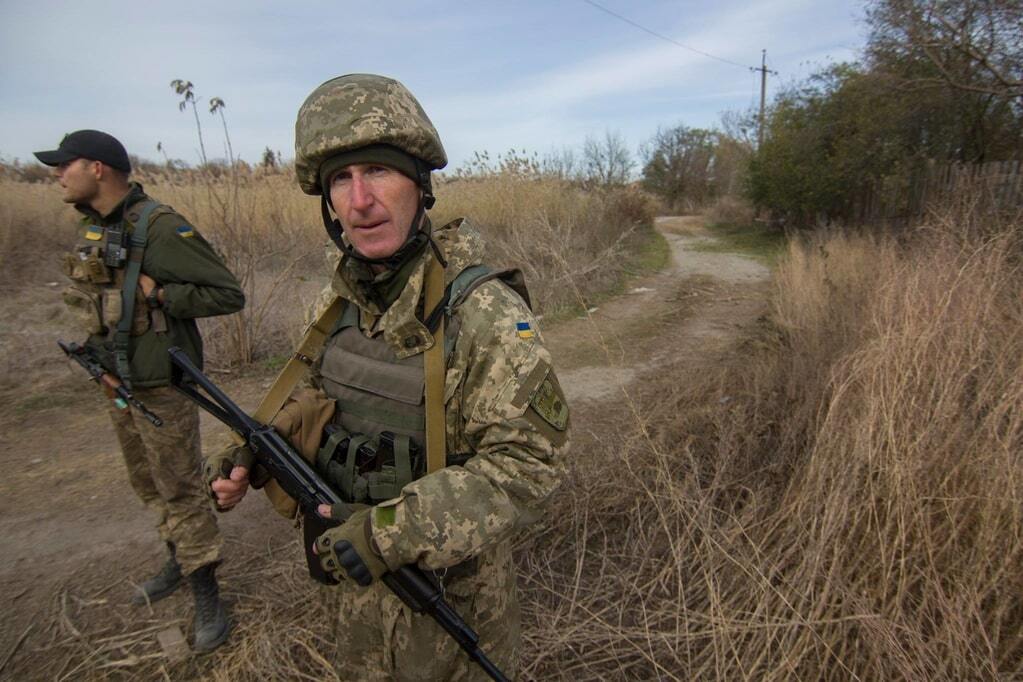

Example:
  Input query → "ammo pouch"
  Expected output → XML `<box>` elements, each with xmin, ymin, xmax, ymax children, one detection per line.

<box><xmin>315</xmin><ymin>425</ymin><xmax>422</xmax><ymax>505</ymax></box>
<box><xmin>61</xmin><ymin>242</ymin><xmax>151</xmax><ymax>338</ymax></box>
<box><xmin>62</xmin><ymin>285</ymin><xmax>104</xmax><ymax>335</ymax></box>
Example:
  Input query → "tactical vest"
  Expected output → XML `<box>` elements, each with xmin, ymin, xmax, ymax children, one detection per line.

<box><xmin>61</xmin><ymin>200</ymin><xmax>166</xmax><ymax>387</ymax></box>
<box><xmin>313</xmin><ymin>265</ymin><xmax>530</xmax><ymax>504</ymax></box>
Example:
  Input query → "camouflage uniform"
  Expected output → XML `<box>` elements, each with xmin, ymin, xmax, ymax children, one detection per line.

<box><xmin>315</xmin><ymin>218</ymin><xmax>569</xmax><ymax>680</ymax></box>
<box><xmin>64</xmin><ymin>184</ymin><xmax>244</xmax><ymax>573</ymax></box>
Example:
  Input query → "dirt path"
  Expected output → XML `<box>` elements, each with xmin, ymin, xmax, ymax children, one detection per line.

<box><xmin>547</xmin><ymin>216</ymin><xmax>770</xmax><ymax>403</ymax></box>
<box><xmin>0</xmin><ymin>215</ymin><xmax>772</xmax><ymax>678</ymax></box>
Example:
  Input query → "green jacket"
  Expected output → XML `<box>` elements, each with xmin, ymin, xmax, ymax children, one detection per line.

<box><xmin>72</xmin><ymin>183</ymin><xmax>244</xmax><ymax>387</ymax></box>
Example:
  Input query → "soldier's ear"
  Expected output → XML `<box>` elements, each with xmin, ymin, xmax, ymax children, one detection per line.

<box><xmin>86</xmin><ymin>159</ymin><xmax>105</xmax><ymax>180</ymax></box>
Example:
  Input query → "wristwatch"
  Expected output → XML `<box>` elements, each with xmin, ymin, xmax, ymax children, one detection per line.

<box><xmin>146</xmin><ymin>287</ymin><xmax>162</xmax><ymax>309</ymax></box>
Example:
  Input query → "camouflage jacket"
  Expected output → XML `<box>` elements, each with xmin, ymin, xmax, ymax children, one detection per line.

<box><xmin>69</xmin><ymin>183</ymin><xmax>244</xmax><ymax>386</ymax></box>
<box><xmin>321</xmin><ymin>218</ymin><xmax>570</xmax><ymax>571</ymax></box>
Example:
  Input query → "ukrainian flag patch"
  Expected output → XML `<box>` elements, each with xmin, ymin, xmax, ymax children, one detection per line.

<box><xmin>516</xmin><ymin>321</ymin><xmax>535</xmax><ymax>339</ymax></box>
<box><xmin>85</xmin><ymin>225</ymin><xmax>104</xmax><ymax>241</ymax></box>
<box><xmin>176</xmin><ymin>225</ymin><xmax>195</xmax><ymax>238</ymax></box>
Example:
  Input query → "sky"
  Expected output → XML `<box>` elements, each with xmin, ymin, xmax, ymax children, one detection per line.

<box><xmin>0</xmin><ymin>0</ymin><xmax>868</xmax><ymax>173</ymax></box>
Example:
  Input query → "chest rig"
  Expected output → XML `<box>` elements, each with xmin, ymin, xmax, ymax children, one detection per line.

<box><xmin>61</xmin><ymin>200</ymin><xmax>162</xmax><ymax>388</ymax></box>
<box><xmin>316</xmin><ymin>303</ymin><xmax>430</xmax><ymax>503</ymax></box>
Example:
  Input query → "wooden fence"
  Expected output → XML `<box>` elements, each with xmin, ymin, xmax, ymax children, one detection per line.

<box><xmin>850</xmin><ymin>160</ymin><xmax>1023</xmax><ymax>226</ymax></box>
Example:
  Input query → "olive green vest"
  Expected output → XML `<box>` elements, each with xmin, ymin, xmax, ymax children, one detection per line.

<box><xmin>314</xmin><ymin>266</ymin><xmax>530</xmax><ymax>504</ymax></box>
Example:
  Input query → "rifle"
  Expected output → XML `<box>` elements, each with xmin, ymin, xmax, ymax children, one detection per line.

<box><xmin>167</xmin><ymin>346</ymin><xmax>510</xmax><ymax>682</ymax></box>
<box><xmin>58</xmin><ymin>340</ymin><xmax>163</xmax><ymax>426</ymax></box>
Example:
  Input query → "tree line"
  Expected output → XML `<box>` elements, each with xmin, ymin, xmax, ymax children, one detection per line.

<box><xmin>638</xmin><ymin>0</ymin><xmax>1022</xmax><ymax>227</ymax></box>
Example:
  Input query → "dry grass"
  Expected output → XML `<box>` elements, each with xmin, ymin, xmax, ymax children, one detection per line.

<box><xmin>11</xmin><ymin>166</ymin><xmax>1019</xmax><ymax>678</ymax></box>
<box><xmin>516</xmin><ymin>203</ymin><xmax>1023</xmax><ymax>679</ymax></box>
<box><xmin>13</xmin><ymin>536</ymin><xmax>348</xmax><ymax>681</ymax></box>
<box><xmin>0</xmin><ymin>168</ymin><xmax>652</xmax><ymax>385</ymax></box>
<box><xmin>434</xmin><ymin>174</ymin><xmax>657</xmax><ymax>314</ymax></box>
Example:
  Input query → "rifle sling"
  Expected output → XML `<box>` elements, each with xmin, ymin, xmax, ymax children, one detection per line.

<box><xmin>114</xmin><ymin>200</ymin><xmax>159</xmax><ymax>390</ymax></box>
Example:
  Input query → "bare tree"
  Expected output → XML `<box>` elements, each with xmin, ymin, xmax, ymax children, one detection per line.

<box><xmin>868</xmin><ymin>0</ymin><xmax>1023</xmax><ymax>100</ymax></box>
<box><xmin>582</xmin><ymin>130</ymin><xmax>634</xmax><ymax>187</ymax></box>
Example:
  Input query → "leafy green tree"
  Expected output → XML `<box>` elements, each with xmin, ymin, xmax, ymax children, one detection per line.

<box><xmin>641</xmin><ymin>125</ymin><xmax>717</xmax><ymax>210</ymax></box>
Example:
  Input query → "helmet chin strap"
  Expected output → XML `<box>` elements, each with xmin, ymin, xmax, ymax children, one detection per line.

<box><xmin>319</xmin><ymin>177</ymin><xmax>446</xmax><ymax>272</ymax></box>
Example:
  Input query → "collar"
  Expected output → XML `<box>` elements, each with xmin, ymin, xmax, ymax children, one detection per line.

<box><xmin>75</xmin><ymin>182</ymin><xmax>148</xmax><ymax>225</ymax></box>
<box><xmin>328</xmin><ymin>217</ymin><xmax>485</xmax><ymax>359</ymax></box>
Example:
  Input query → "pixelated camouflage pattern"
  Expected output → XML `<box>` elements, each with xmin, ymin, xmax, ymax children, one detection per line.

<box><xmin>326</xmin><ymin>218</ymin><xmax>569</xmax><ymax>572</ymax></box>
<box><xmin>307</xmin><ymin>218</ymin><xmax>566</xmax><ymax>675</ymax></box>
<box><xmin>294</xmin><ymin>74</ymin><xmax>447</xmax><ymax>195</ymax></box>
<box><xmin>109</xmin><ymin>386</ymin><xmax>222</xmax><ymax>574</ymax></box>
<box><xmin>327</xmin><ymin>541</ymin><xmax>519</xmax><ymax>680</ymax></box>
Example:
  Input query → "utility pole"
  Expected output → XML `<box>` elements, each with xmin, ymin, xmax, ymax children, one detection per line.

<box><xmin>752</xmin><ymin>49</ymin><xmax>777</xmax><ymax>149</ymax></box>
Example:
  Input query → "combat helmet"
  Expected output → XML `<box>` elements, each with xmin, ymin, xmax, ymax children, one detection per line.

<box><xmin>295</xmin><ymin>74</ymin><xmax>448</xmax><ymax>268</ymax></box>
<box><xmin>295</xmin><ymin>73</ymin><xmax>447</xmax><ymax>196</ymax></box>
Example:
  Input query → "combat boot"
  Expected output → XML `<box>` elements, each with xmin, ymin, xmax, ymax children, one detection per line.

<box><xmin>131</xmin><ymin>542</ymin><xmax>183</xmax><ymax>605</ymax></box>
<box><xmin>188</xmin><ymin>562</ymin><xmax>230</xmax><ymax>653</ymax></box>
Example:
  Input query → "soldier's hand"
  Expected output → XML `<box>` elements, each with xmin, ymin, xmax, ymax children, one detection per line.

<box><xmin>313</xmin><ymin>506</ymin><xmax>388</xmax><ymax>586</ymax></box>
<box><xmin>211</xmin><ymin>466</ymin><xmax>250</xmax><ymax>510</ymax></box>
<box><xmin>204</xmin><ymin>446</ymin><xmax>253</xmax><ymax>510</ymax></box>
<box><xmin>138</xmin><ymin>273</ymin><xmax>157</xmax><ymax>296</ymax></box>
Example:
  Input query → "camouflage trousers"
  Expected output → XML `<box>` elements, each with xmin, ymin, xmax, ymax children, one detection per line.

<box><xmin>326</xmin><ymin>541</ymin><xmax>519</xmax><ymax>681</ymax></box>
<box><xmin>107</xmin><ymin>386</ymin><xmax>221</xmax><ymax>574</ymax></box>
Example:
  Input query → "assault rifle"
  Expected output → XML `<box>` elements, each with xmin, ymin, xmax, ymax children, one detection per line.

<box><xmin>58</xmin><ymin>340</ymin><xmax>163</xmax><ymax>426</ymax></box>
<box><xmin>167</xmin><ymin>346</ymin><xmax>509</xmax><ymax>682</ymax></box>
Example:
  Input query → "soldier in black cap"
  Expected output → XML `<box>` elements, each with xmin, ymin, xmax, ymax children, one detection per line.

<box><xmin>35</xmin><ymin>130</ymin><xmax>245</xmax><ymax>653</ymax></box>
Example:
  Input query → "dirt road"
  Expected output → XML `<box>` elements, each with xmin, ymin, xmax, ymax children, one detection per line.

<box><xmin>0</xmin><ymin>216</ymin><xmax>771</xmax><ymax>679</ymax></box>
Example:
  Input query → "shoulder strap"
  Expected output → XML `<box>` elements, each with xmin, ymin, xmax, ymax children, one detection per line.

<box><xmin>113</xmin><ymin>199</ymin><xmax>160</xmax><ymax>389</ymax></box>
<box><xmin>423</xmin><ymin>255</ymin><xmax>446</xmax><ymax>474</ymax></box>
<box><xmin>232</xmin><ymin>297</ymin><xmax>346</xmax><ymax>447</ymax></box>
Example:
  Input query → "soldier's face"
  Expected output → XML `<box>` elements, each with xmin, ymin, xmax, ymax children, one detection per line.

<box><xmin>328</xmin><ymin>164</ymin><xmax>420</xmax><ymax>262</ymax></box>
<box><xmin>54</xmin><ymin>158</ymin><xmax>100</xmax><ymax>206</ymax></box>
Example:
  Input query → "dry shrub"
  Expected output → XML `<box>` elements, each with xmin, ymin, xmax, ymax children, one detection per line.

<box><xmin>705</xmin><ymin>195</ymin><xmax>755</xmax><ymax>226</ymax></box>
<box><xmin>434</xmin><ymin>176</ymin><xmax>656</xmax><ymax>314</ymax></box>
<box><xmin>521</xmin><ymin>205</ymin><xmax>1023</xmax><ymax>679</ymax></box>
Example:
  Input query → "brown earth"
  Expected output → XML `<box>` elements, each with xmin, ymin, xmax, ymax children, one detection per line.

<box><xmin>0</xmin><ymin>216</ymin><xmax>771</xmax><ymax>679</ymax></box>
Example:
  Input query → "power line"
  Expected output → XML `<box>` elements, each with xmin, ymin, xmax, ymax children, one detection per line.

<box><xmin>582</xmin><ymin>0</ymin><xmax>753</xmax><ymax>70</ymax></box>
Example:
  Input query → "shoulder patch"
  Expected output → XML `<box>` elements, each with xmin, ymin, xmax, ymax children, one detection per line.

<box><xmin>530</xmin><ymin>374</ymin><xmax>568</xmax><ymax>431</ymax></box>
<box><xmin>85</xmin><ymin>225</ymin><xmax>104</xmax><ymax>241</ymax></box>
<box><xmin>516</xmin><ymin>321</ymin><xmax>535</xmax><ymax>339</ymax></box>
<box><xmin>176</xmin><ymin>225</ymin><xmax>195</xmax><ymax>238</ymax></box>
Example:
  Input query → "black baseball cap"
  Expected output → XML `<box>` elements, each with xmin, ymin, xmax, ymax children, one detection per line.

<box><xmin>34</xmin><ymin>130</ymin><xmax>131</xmax><ymax>173</ymax></box>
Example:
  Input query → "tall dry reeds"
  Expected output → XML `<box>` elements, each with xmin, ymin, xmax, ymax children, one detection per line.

<box><xmin>434</xmin><ymin>173</ymin><xmax>656</xmax><ymax>314</ymax></box>
<box><xmin>521</xmin><ymin>204</ymin><xmax>1023</xmax><ymax>679</ymax></box>
<box><xmin>1</xmin><ymin>164</ymin><xmax>653</xmax><ymax>386</ymax></box>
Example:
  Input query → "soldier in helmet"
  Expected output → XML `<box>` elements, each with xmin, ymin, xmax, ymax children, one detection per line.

<box><xmin>208</xmin><ymin>74</ymin><xmax>569</xmax><ymax>678</ymax></box>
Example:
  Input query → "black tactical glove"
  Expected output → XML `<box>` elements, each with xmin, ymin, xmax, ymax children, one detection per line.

<box><xmin>315</xmin><ymin>506</ymin><xmax>388</xmax><ymax>586</ymax></box>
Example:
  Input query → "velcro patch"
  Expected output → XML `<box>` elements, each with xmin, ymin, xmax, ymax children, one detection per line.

<box><xmin>530</xmin><ymin>375</ymin><xmax>568</xmax><ymax>431</ymax></box>
<box><xmin>176</xmin><ymin>225</ymin><xmax>195</xmax><ymax>238</ymax></box>
<box><xmin>516</xmin><ymin>321</ymin><xmax>535</xmax><ymax>339</ymax></box>
<box><xmin>85</xmin><ymin>226</ymin><xmax>104</xmax><ymax>241</ymax></box>
<box><xmin>374</xmin><ymin>506</ymin><xmax>396</xmax><ymax>527</ymax></box>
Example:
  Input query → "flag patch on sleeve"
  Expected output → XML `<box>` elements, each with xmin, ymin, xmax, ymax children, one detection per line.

<box><xmin>516</xmin><ymin>321</ymin><xmax>535</xmax><ymax>339</ymax></box>
<box><xmin>176</xmin><ymin>225</ymin><xmax>195</xmax><ymax>238</ymax></box>
<box><xmin>85</xmin><ymin>225</ymin><xmax>104</xmax><ymax>241</ymax></box>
